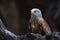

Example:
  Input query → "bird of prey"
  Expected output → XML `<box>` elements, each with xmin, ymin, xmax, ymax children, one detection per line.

<box><xmin>31</xmin><ymin>8</ymin><xmax>52</xmax><ymax>35</ymax></box>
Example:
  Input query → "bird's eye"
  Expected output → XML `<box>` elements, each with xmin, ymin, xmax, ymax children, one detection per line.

<box><xmin>34</xmin><ymin>11</ymin><xmax>37</xmax><ymax>12</ymax></box>
<box><xmin>34</xmin><ymin>10</ymin><xmax>40</xmax><ymax>13</ymax></box>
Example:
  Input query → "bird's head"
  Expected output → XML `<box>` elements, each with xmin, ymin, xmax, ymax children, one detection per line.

<box><xmin>31</xmin><ymin>8</ymin><xmax>42</xmax><ymax>18</ymax></box>
<box><xmin>31</xmin><ymin>8</ymin><xmax>41</xmax><ymax>14</ymax></box>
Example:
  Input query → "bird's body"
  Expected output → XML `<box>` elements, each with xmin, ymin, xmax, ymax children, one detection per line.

<box><xmin>31</xmin><ymin>8</ymin><xmax>52</xmax><ymax>35</ymax></box>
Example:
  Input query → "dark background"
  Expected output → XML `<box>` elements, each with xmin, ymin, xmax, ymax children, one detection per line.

<box><xmin>0</xmin><ymin>0</ymin><xmax>60</xmax><ymax>35</ymax></box>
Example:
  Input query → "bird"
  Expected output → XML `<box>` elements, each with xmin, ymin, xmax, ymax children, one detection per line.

<box><xmin>31</xmin><ymin>8</ymin><xmax>52</xmax><ymax>35</ymax></box>
<box><xmin>30</xmin><ymin>8</ymin><xmax>45</xmax><ymax>34</ymax></box>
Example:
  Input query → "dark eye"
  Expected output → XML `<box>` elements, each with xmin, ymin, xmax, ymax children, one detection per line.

<box><xmin>34</xmin><ymin>10</ymin><xmax>39</xmax><ymax>13</ymax></box>
<box><xmin>34</xmin><ymin>10</ymin><xmax>37</xmax><ymax>12</ymax></box>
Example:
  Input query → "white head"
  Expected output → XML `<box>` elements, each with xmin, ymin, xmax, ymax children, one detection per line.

<box><xmin>31</xmin><ymin>8</ymin><xmax>42</xmax><ymax>18</ymax></box>
<box><xmin>31</xmin><ymin>8</ymin><xmax>42</xmax><ymax>15</ymax></box>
